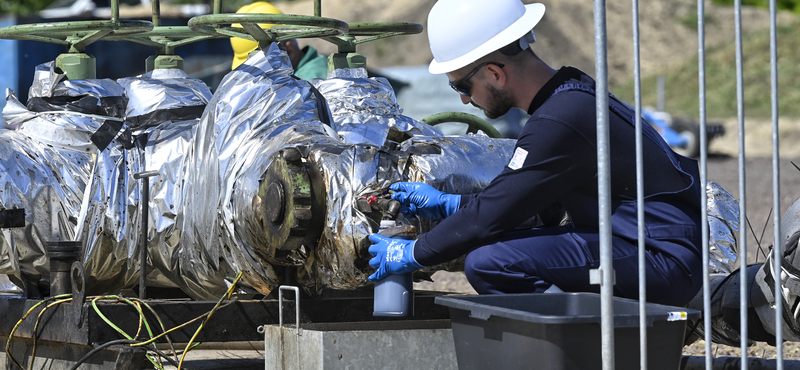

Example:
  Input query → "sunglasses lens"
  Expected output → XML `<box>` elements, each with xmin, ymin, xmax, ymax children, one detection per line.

<box><xmin>450</xmin><ymin>82</ymin><xmax>471</xmax><ymax>96</ymax></box>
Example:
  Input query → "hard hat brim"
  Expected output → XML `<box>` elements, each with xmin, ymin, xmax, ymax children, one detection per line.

<box><xmin>428</xmin><ymin>3</ymin><xmax>545</xmax><ymax>75</ymax></box>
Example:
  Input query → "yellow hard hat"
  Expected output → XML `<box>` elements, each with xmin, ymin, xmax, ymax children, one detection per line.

<box><xmin>231</xmin><ymin>2</ymin><xmax>283</xmax><ymax>69</ymax></box>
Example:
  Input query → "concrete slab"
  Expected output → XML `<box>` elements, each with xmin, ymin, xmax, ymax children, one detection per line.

<box><xmin>264</xmin><ymin>321</ymin><xmax>457</xmax><ymax>370</ymax></box>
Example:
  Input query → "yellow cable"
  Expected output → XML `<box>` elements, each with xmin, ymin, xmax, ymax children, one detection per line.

<box><xmin>29</xmin><ymin>298</ymin><xmax>72</xmax><ymax>370</ymax></box>
<box><xmin>127</xmin><ymin>298</ymin><xmax>178</xmax><ymax>358</ymax></box>
<box><xmin>91</xmin><ymin>295</ymin><xmax>165</xmax><ymax>369</ymax></box>
<box><xmin>178</xmin><ymin>272</ymin><xmax>244</xmax><ymax>370</ymax></box>
<box><xmin>4</xmin><ymin>294</ymin><xmax>71</xmax><ymax>370</ymax></box>
<box><xmin>129</xmin><ymin>299</ymin><xmax>236</xmax><ymax>348</ymax></box>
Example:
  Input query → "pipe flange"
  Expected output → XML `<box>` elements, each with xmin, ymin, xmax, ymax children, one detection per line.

<box><xmin>255</xmin><ymin>147</ymin><xmax>323</xmax><ymax>265</ymax></box>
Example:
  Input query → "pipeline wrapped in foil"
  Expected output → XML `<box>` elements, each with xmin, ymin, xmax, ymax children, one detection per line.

<box><xmin>75</xmin><ymin>67</ymin><xmax>214</xmax><ymax>294</ymax></box>
<box><xmin>312</xmin><ymin>68</ymin><xmax>442</xmax><ymax>146</ymax></box>
<box><xmin>118</xmin><ymin>69</ymin><xmax>212</xmax><ymax>130</ymax></box>
<box><xmin>174</xmin><ymin>43</ymin><xmax>336</xmax><ymax>299</ymax></box>
<box><xmin>707</xmin><ymin>181</ymin><xmax>740</xmax><ymax>274</ymax></box>
<box><xmin>0</xmin><ymin>74</ymin><xmax>123</xmax><ymax>293</ymax></box>
<box><xmin>2</xmin><ymin>45</ymin><xmax>516</xmax><ymax>299</ymax></box>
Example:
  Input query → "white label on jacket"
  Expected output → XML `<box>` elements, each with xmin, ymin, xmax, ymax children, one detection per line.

<box><xmin>508</xmin><ymin>147</ymin><xmax>528</xmax><ymax>170</ymax></box>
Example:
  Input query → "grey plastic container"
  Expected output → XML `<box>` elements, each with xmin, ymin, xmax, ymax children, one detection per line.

<box><xmin>435</xmin><ymin>292</ymin><xmax>700</xmax><ymax>370</ymax></box>
<box><xmin>373</xmin><ymin>273</ymin><xmax>414</xmax><ymax>317</ymax></box>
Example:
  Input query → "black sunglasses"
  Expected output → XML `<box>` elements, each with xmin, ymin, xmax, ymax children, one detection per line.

<box><xmin>449</xmin><ymin>62</ymin><xmax>505</xmax><ymax>97</ymax></box>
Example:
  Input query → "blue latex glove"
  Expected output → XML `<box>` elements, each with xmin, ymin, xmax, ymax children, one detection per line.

<box><xmin>389</xmin><ymin>182</ymin><xmax>461</xmax><ymax>220</ymax></box>
<box><xmin>368</xmin><ymin>234</ymin><xmax>423</xmax><ymax>281</ymax></box>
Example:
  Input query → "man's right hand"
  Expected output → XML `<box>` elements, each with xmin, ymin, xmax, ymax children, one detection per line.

<box><xmin>389</xmin><ymin>182</ymin><xmax>460</xmax><ymax>220</ymax></box>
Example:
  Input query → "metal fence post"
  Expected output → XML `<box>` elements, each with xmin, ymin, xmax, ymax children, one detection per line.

<box><xmin>593</xmin><ymin>0</ymin><xmax>615</xmax><ymax>369</ymax></box>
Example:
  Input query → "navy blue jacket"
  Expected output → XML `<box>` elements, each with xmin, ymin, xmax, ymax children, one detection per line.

<box><xmin>414</xmin><ymin>67</ymin><xmax>702</xmax><ymax>275</ymax></box>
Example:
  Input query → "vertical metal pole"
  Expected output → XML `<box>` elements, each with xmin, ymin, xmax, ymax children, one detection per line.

<box><xmin>594</xmin><ymin>0</ymin><xmax>615</xmax><ymax>369</ymax></box>
<box><xmin>111</xmin><ymin>0</ymin><xmax>119</xmax><ymax>22</ymax></box>
<box><xmin>734</xmin><ymin>0</ymin><xmax>749</xmax><ymax>368</ymax></box>
<box><xmin>769</xmin><ymin>0</ymin><xmax>783</xmax><ymax>367</ymax></box>
<box><xmin>697</xmin><ymin>0</ymin><xmax>712</xmax><ymax>368</ymax></box>
<box><xmin>631</xmin><ymin>0</ymin><xmax>647</xmax><ymax>368</ymax></box>
<box><xmin>213</xmin><ymin>0</ymin><xmax>221</xmax><ymax>15</ymax></box>
<box><xmin>314</xmin><ymin>0</ymin><xmax>321</xmax><ymax>17</ymax></box>
<box><xmin>140</xmin><ymin>176</ymin><xmax>149</xmax><ymax>300</ymax></box>
<box><xmin>151</xmin><ymin>0</ymin><xmax>161</xmax><ymax>28</ymax></box>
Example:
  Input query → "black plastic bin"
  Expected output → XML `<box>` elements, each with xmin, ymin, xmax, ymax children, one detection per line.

<box><xmin>435</xmin><ymin>293</ymin><xmax>700</xmax><ymax>370</ymax></box>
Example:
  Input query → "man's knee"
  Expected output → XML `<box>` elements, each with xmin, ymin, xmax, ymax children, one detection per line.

<box><xmin>463</xmin><ymin>246</ymin><xmax>500</xmax><ymax>293</ymax></box>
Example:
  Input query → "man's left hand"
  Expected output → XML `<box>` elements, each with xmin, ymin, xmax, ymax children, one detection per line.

<box><xmin>368</xmin><ymin>234</ymin><xmax>423</xmax><ymax>281</ymax></box>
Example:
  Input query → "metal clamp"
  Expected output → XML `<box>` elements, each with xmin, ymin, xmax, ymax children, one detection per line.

<box><xmin>278</xmin><ymin>285</ymin><xmax>301</xmax><ymax>370</ymax></box>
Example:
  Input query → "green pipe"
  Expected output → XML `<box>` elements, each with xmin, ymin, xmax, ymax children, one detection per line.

<box><xmin>421</xmin><ymin>112</ymin><xmax>503</xmax><ymax>138</ymax></box>
<box><xmin>315</xmin><ymin>0</ymin><xmax>321</xmax><ymax>17</ymax></box>
<box><xmin>152</xmin><ymin>0</ymin><xmax>161</xmax><ymax>27</ymax></box>
<box><xmin>214</xmin><ymin>0</ymin><xmax>221</xmax><ymax>15</ymax></box>
<box><xmin>111</xmin><ymin>0</ymin><xmax>119</xmax><ymax>22</ymax></box>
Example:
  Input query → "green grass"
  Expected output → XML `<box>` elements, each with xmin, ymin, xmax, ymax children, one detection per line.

<box><xmin>611</xmin><ymin>20</ymin><xmax>800</xmax><ymax>119</ymax></box>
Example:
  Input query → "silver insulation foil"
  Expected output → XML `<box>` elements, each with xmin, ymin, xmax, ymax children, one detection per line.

<box><xmin>303</xmin><ymin>135</ymin><xmax>516</xmax><ymax>291</ymax></box>
<box><xmin>706</xmin><ymin>181</ymin><xmax>740</xmax><ymax>274</ymax></box>
<box><xmin>1</xmin><ymin>45</ymin><xmax>516</xmax><ymax>299</ymax></box>
<box><xmin>175</xmin><ymin>43</ymin><xmax>336</xmax><ymax>299</ymax></box>
<box><xmin>0</xmin><ymin>68</ymin><xmax>122</xmax><ymax>293</ymax></box>
<box><xmin>75</xmin><ymin>67</ymin><xmax>213</xmax><ymax>293</ymax></box>
<box><xmin>30</xmin><ymin>62</ymin><xmax>124</xmax><ymax>100</ymax></box>
<box><xmin>118</xmin><ymin>69</ymin><xmax>212</xmax><ymax>130</ymax></box>
<box><xmin>171</xmin><ymin>44</ymin><xmax>514</xmax><ymax>298</ymax></box>
<box><xmin>312</xmin><ymin>68</ymin><xmax>442</xmax><ymax>146</ymax></box>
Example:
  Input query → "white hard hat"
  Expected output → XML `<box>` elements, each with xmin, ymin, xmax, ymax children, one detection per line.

<box><xmin>427</xmin><ymin>0</ymin><xmax>545</xmax><ymax>74</ymax></box>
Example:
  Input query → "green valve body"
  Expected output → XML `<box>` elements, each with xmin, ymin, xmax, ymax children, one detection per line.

<box><xmin>146</xmin><ymin>55</ymin><xmax>184</xmax><ymax>71</ymax></box>
<box><xmin>327</xmin><ymin>52</ymin><xmax>366</xmax><ymax>71</ymax></box>
<box><xmin>56</xmin><ymin>53</ymin><xmax>96</xmax><ymax>80</ymax></box>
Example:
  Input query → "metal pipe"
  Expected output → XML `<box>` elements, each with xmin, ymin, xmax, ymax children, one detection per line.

<box><xmin>734</xmin><ymin>0</ymin><xmax>749</xmax><ymax>365</ymax></box>
<box><xmin>111</xmin><ymin>0</ymin><xmax>119</xmax><ymax>22</ymax></box>
<box><xmin>697</xmin><ymin>0</ymin><xmax>712</xmax><ymax>368</ymax></box>
<box><xmin>630</xmin><ymin>0</ymin><xmax>646</xmax><ymax>366</ymax></box>
<box><xmin>593</xmin><ymin>0</ymin><xmax>614</xmax><ymax>369</ymax></box>
<box><xmin>214</xmin><ymin>0</ymin><xmax>221</xmax><ymax>16</ymax></box>
<box><xmin>134</xmin><ymin>169</ymin><xmax>158</xmax><ymax>300</ymax></box>
<box><xmin>151</xmin><ymin>0</ymin><xmax>161</xmax><ymax>28</ymax></box>
<box><xmin>140</xmin><ymin>176</ymin><xmax>149</xmax><ymax>299</ymax></box>
<box><xmin>769</xmin><ymin>0</ymin><xmax>783</xmax><ymax>367</ymax></box>
<box><xmin>46</xmin><ymin>241</ymin><xmax>82</xmax><ymax>297</ymax></box>
<box><xmin>314</xmin><ymin>0</ymin><xmax>321</xmax><ymax>17</ymax></box>
<box><xmin>630</xmin><ymin>0</ymin><xmax>647</xmax><ymax>367</ymax></box>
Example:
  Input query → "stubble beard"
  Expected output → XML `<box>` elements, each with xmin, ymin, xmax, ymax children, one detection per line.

<box><xmin>480</xmin><ymin>85</ymin><xmax>515</xmax><ymax>120</ymax></box>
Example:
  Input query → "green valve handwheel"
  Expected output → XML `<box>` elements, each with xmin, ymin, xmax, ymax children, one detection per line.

<box><xmin>326</xmin><ymin>22</ymin><xmax>422</xmax><ymax>48</ymax></box>
<box><xmin>422</xmin><ymin>112</ymin><xmax>504</xmax><ymax>139</ymax></box>
<box><xmin>188</xmin><ymin>14</ymin><xmax>349</xmax><ymax>44</ymax></box>
<box><xmin>105</xmin><ymin>26</ymin><xmax>221</xmax><ymax>55</ymax></box>
<box><xmin>0</xmin><ymin>20</ymin><xmax>153</xmax><ymax>52</ymax></box>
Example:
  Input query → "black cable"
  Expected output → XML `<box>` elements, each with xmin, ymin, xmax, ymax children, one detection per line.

<box><xmin>69</xmin><ymin>339</ymin><xmax>180</xmax><ymax>370</ymax></box>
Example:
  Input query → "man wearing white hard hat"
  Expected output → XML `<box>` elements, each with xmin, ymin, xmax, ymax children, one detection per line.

<box><xmin>368</xmin><ymin>0</ymin><xmax>703</xmax><ymax>306</ymax></box>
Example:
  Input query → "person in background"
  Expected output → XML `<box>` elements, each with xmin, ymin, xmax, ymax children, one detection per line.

<box><xmin>230</xmin><ymin>1</ymin><xmax>328</xmax><ymax>80</ymax></box>
<box><xmin>367</xmin><ymin>0</ymin><xmax>704</xmax><ymax>307</ymax></box>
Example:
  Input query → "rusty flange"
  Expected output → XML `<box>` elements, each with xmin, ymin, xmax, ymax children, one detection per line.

<box><xmin>255</xmin><ymin>147</ymin><xmax>324</xmax><ymax>266</ymax></box>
